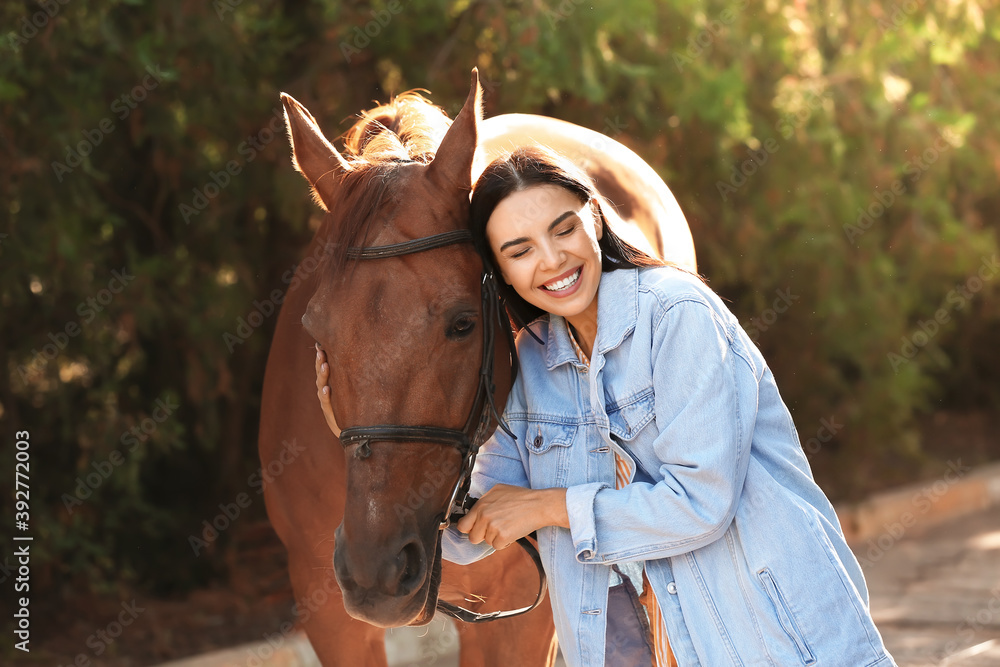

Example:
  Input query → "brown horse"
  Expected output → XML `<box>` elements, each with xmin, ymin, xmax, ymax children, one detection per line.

<box><xmin>259</xmin><ymin>71</ymin><xmax>694</xmax><ymax>665</ymax></box>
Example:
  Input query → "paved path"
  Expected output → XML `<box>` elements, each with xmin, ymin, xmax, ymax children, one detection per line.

<box><xmin>159</xmin><ymin>507</ymin><xmax>1000</xmax><ymax>667</ymax></box>
<box><xmin>373</xmin><ymin>507</ymin><xmax>1000</xmax><ymax>666</ymax></box>
<box><xmin>862</xmin><ymin>506</ymin><xmax>1000</xmax><ymax>666</ymax></box>
<box><xmin>385</xmin><ymin>507</ymin><xmax>1000</xmax><ymax>666</ymax></box>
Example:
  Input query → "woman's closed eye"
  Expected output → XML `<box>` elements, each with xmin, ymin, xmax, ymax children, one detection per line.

<box><xmin>555</xmin><ymin>222</ymin><xmax>577</xmax><ymax>237</ymax></box>
<box><xmin>509</xmin><ymin>246</ymin><xmax>531</xmax><ymax>259</ymax></box>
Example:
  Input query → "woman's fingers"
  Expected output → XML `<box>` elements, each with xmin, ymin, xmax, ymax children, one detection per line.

<box><xmin>456</xmin><ymin>502</ymin><xmax>512</xmax><ymax>549</ymax></box>
<box><xmin>458</xmin><ymin>509</ymin><xmax>490</xmax><ymax>545</ymax></box>
<box><xmin>457</xmin><ymin>511</ymin><xmax>481</xmax><ymax>542</ymax></box>
<box><xmin>485</xmin><ymin>527</ymin><xmax>508</xmax><ymax>550</ymax></box>
<box><xmin>457</xmin><ymin>485</ymin><xmax>551</xmax><ymax>549</ymax></box>
<box><xmin>314</xmin><ymin>344</ymin><xmax>340</xmax><ymax>436</ymax></box>
<box><xmin>315</xmin><ymin>343</ymin><xmax>327</xmax><ymax>390</ymax></box>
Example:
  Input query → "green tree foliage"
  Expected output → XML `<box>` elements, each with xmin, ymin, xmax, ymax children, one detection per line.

<box><xmin>1</xmin><ymin>0</ymin><xmax>997</xmax><ymax>596</ymax></box>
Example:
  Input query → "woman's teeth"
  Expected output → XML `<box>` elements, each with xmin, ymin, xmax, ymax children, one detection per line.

<box><xmin>542</xmin><ymin>268</ymin><xmax>581</xmax><ymax>292</ymax></box>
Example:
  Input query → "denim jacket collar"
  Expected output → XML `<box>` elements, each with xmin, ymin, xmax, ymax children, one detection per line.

<box><xmin>544</xmin><ymin>268</ymin><xmax>639</xmax><ymax>371</ymax></box>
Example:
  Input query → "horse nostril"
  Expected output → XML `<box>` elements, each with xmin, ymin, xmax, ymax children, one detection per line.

<box><xmin>333</xmin><ymin>547</ymin><xmax>360</xmax><ymax>594</ymax></box>
<box><xmin>382</xmin><ymin>539</ymin><xmax>425</xmax><ymax>596</ymax></box>
<box><xmin>401</xmin><ymin>541</ymin><xmax>423</xmax><ymax>588</ymax></box>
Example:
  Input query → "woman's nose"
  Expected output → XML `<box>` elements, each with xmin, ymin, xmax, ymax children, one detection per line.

<box><xmin>537</xmin><ymin>241</ymin><xmax>564</xmax><ymax>270</ymax></box>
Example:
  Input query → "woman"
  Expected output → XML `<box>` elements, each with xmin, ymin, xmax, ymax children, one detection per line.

<box><xmin>316</xmin><ymin>147</ymin><xmax>896</xmax><ymax>666</ymax></box>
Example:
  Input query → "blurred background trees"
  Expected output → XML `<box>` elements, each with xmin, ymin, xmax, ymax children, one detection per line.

<box><xmin>2</xmin><ymin>0</ymin><xmax>998</xmax><ymax>598</ymax></box>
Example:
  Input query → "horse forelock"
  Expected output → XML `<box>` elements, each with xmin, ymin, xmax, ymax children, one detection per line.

<box><xmin>341</xmin><ymin>91</ymin><xmax>451</xmax><ymax>163</ymax></box>
<box><xmin>316</xmin><ymin>93</ymin><xmax>458</xmax><ymax>283</ymax></box>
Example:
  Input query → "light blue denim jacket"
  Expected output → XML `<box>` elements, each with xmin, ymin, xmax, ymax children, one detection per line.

<box><xmin>443</xmin><ymin>266</ymin><xmax>895</xmax><ymax>667</ymax></box>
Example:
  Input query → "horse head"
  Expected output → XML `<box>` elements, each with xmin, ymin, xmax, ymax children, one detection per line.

<box><xmin>281</xmin><ymin>71</ymin><xmax>513</xmax><ymax>628</ymax></box>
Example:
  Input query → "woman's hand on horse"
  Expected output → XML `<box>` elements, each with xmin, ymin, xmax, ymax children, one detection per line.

<box><xmin>456</xmin><ymin>484</ymin><xmax>569</xmax><ymax>550</ymax></box>
<box><xmin>315</xmin><ymin>344</ymin><xmax>341</xmax><ymax>437</ymax></box>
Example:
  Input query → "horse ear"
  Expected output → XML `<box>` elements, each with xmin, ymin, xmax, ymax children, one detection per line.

<box><xmin>281</xmin><ymin>93</ymin><xmax>351</xmax><ymax>212</ymax></box>
<box><xmin>426</xmin><ymin>68</ymin><xmax>482</xmax><ymax>194</ymax></box>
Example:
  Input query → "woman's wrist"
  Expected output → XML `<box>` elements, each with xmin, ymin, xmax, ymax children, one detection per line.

<box><xmin>541</xmin><ymin>487</ymin><xmax>570</xmax><ymax>529</ymax></box>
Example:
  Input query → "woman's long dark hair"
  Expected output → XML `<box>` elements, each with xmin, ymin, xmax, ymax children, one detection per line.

<box><xmin>470</xmin><ymin>146</ymin><xmax>681</xmax><ymax>331</ymax></box>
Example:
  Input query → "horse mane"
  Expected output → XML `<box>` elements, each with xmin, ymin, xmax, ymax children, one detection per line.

<box><xmin>322</xmin><ymin>91</ymin><xmax>454</xmax><ymax>276</ymax></box>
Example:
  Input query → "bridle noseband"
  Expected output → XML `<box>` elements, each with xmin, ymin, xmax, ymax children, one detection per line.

<box><xmin>336</xmin><ymin>229</ymin><xmax>547</xmax><ymax>624</ymax></box>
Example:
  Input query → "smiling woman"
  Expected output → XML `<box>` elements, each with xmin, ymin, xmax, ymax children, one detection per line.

<box><xmin>469</xmin><ymin>147</ymin><xmax>673</xmax><ymax>344</ymax></box>
<box><xmin>436</xmin><ymin>146</ymin><xmax>899</xmax><ymax>667</ymax></box>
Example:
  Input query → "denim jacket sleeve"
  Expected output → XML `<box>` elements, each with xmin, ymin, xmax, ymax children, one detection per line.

<box><xmin>440</xmin><ymin>419</ymin><xmax>530</xmax><ymax>565</ymax></box>
<box><xmin>566</xmin><ymin>298</ymin><xmax>757</xmax><ymax>564</ymax></box>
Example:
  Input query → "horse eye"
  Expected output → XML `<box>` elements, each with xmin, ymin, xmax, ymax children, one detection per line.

<box><xmin>447</xmin><ymin>316</ymin><xmax>476</xmax><ymax>339</ymax></box>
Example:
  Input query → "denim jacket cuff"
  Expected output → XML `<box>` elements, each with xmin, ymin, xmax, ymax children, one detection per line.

<box><xmin>566</xmin><ymin>482</ymin><xmax>610</xmax><ymax>562</ymax></box>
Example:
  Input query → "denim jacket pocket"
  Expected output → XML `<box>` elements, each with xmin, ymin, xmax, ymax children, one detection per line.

<box><xmin>757</xmin><ymin>567</ymin><xmax>817</xmax><ymax>665</ymax></box>
<box><xmin>525</xmin><ymin>421</ymin><xmax>578</xmax><ymax>455</ymax></box>
<box><xmin>607</xmin><ymin>389</ymin><xmax>655</xmax><ymax>442</ymax></box>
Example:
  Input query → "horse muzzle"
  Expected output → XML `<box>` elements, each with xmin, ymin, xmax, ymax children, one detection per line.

<box><xmin>332</xmin><ymin>522</ymin><xmax>432</xmax><ymax>627</ymax></box>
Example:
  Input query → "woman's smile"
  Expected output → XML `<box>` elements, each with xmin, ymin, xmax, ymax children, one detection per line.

<box><xmin>540</xmin><ymin>266</ymin><xmax>583</xmax><ymax>295</ymax></box>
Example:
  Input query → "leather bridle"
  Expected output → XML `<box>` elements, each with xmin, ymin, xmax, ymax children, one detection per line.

<box><xmin>336</xmin><ymin>229</ymin><xmax>547</xmax><ymax>623</ymax></box>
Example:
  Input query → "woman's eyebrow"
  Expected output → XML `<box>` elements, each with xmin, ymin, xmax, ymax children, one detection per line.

<box><xmin>499</xmin><ymin>211</ymin><xmax>576</xmax><ymax>252</ymax></box>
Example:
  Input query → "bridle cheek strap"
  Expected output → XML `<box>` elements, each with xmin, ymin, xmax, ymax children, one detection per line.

<box><xmin>333</xmin><ymin>231</ymin><xmax>546</xmax><ymax>623</ymax></box>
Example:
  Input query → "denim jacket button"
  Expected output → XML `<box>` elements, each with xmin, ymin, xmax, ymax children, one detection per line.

<box><xmin>533</xmin><ymin>435</ymin><xmax>543</xmax><ymax>448</ymax></box>
<box><xmin>666</xmin><ymin>582</ymin><xmax>678</xmax><ymax>594</ymax></box>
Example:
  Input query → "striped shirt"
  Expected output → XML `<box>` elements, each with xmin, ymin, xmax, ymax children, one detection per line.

<box><xmin>567</xmin><ymin>324</ymin><xmax>677</xmax><ymax>667</ymax></box>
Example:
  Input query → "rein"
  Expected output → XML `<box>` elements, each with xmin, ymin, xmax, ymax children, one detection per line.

<box><xmin>337</xmin><ymin>230</ymin><xmax>547</xmax><ymax>624</ymax></box>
